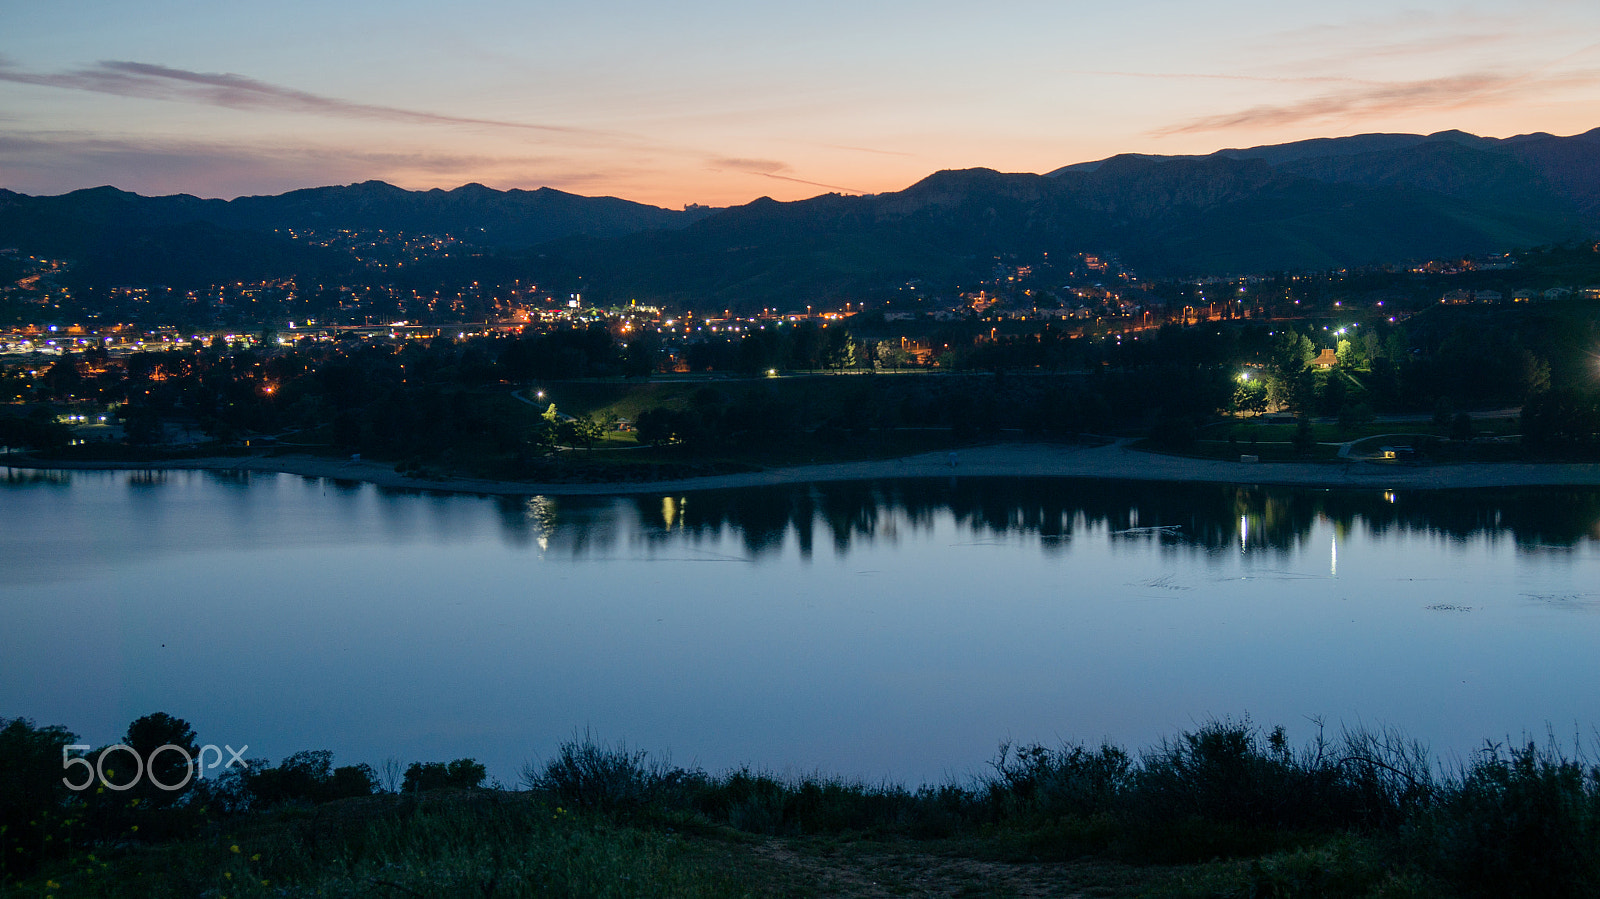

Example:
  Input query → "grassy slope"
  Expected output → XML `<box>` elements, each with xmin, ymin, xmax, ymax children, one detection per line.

<box><xmin>6</xmin><ymin>792</ymin><xmax>1407</xmax><ymax>899</ymax></box>
<box><xmin>518</xmin><ymin>375</ymin><xmax>971</xmax><ymax>475</ymax></box>
<box><xmin>16</xmin><ymin>718</ymin><xmax>1595</xmax><ymax>898</ymax></box>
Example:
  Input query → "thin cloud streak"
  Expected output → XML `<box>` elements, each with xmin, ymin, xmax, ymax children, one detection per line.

<box><xmin>1282</xmin><ymin>28</ymin><xmax>1513</xmax><ymax>68</ymax></box>
<box><xmin>0</xmin><ymin>57</ymin><xmax>862</xmax><ymax>199</ymax></box>
<box><xmin>710</xmin><ymin>157</ymin><xmax>793</xmax><ymax>174</ymax></box>
<box><xmin>0</xmin><ymin>59</ymin><xmax>611</xmax><ymax>138</ymax></box>
<box><xmin>0</xmin><ymin>131</ymin><xmax>633</xmax><ymax>199</ymax></box>
<box><xmin>750</xmin><ymin>171</ymin><xmax>864</xmax><ymax>193</ymax></box>
<box><xmin>819</xmin><ymin>143</ymin><xmax>917</xmax><ymax>158</ymax></box>
<box><xmin>1153</xmin><ymin>69</ymin><xmax>1600</xmax><ymax>136</ymax></box>
<box><xmin>706</xmin><ymin>157</ymin><xmax>862</xmax><ymax>194</ymax></box>
<box><xmin>1071</xmin><ymin>70</ymin><xmax>1380</xmax><ymax>86</ymax></box>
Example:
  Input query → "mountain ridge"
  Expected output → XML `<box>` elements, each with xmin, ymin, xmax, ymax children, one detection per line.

<box><xmin>3</xmin><ymin>128</ymin><xmax>1596</xmax><ymax>303</ymax></box>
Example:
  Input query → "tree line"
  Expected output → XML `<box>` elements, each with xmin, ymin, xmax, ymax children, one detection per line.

<box><xmin>4</xmin><ymin>299</ymin><xmax>1599</xmax><ymax>462</ymax></box>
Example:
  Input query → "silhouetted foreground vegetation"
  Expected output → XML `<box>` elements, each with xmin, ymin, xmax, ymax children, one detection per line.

<box><xmin>5</xmin><ymin>714</ymin><xmax>1599</xmax><ymax>897</ymax></box>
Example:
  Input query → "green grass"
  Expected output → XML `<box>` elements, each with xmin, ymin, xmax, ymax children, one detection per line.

<box><xmin>10</xmin><ymin>722</ymin><xmax>1600</xmax><ymax>898</ymax></box>
<box><xmin>527</xmin><ymin>375</ymin><xmax>886</xmax><ymax>424</ymax></box>
<box><xmin>1168</xmin><ymin>416</ymin><xmax>1529</xmax><ymax>464</ymax></box>
<box><xmin>1211</xmin><ymin>417</ymin><xmax>1520</xmax><ymax>445</ymax></box>
<box><xmin>12</xmin><ymin>794</ymin><xmax>763</xmax><ymax>899</ymax></box>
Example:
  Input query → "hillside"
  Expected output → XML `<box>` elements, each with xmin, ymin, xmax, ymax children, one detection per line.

<box><xmin>0</xmin><ymin>181</ymin><xmax>711</xmax><ymax>287</ymax></box>
<box><xmin>2</xmin><ymin>128</ymin><xmax>1595</xmax><ymax>302</ymax></box>
<box><xmin>529</xmin><ymin>131</ymin><xmax>1598</xmax><ymax>306</ymax></box>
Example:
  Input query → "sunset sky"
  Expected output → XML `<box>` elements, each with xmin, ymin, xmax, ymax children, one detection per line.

<box><xmin>3</xmin><ymin>0</ymin><xmax>1598</xmax><ymax>207</ymax></box>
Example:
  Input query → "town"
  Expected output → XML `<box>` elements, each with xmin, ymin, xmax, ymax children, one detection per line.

<box><xmin>4</xmin><ymin>230</ymin><xmax>1599</xmax><ymax>474</ymax></box>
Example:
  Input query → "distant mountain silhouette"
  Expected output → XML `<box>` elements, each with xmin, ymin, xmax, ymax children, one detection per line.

<box><xmin>220</xmin><ymin>181</ymin><xmax>706</xmax><ymax>244</ymax></box>
<box><xmin>531</xmin><ymin>130</ymin><xmax>1598</xmax><ymax>307</ymax></box>
<box><xmin>0</xmin><ymin>181</ymin><xmax>711</xmax><ymax>286</ymax></box>
<box><xmin>2</xmin><ymin>128</ymin><xmax>1595</xmax><ymax>298</ymax></box>
<box><xmin>1054</xmin><ymin>128</ymin><xmax>1600</xmax><ymax>219</ymax></box>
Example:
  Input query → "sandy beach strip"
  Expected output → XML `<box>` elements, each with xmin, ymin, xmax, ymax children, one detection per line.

<box><xmin>10</xmin><ymin>441</ymin><xmax>1600</xmax><ymax>496</ymax></box>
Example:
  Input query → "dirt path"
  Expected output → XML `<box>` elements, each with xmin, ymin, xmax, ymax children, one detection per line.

<box><xmin>744</xmin><ymin>839</ymin><xmax>1150</xmax><ymax>898</ymax></box>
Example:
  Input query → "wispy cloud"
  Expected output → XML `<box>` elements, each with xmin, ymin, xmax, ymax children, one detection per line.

<box><xmin>1153</xmin><ymin>67</ymin><xmax>1600</xmax><ymax>136</ymax></box>
<box><xmin>0</xmin><ymin>58</ymin><xmax>606</xmax><ymax>137</ymax></box>
<box><xmin>1278</xmin><ymin>28</ymin><xmax>1515</xmax><ymax>70</ymax></box>
<box><xmin>0</xmin><ymin>56</ymin><xmax>880</xmax><ymax>203</ymax></box>
<box><xmin>1070</xmin><ymin>70</ymin><xmax>1380</xmax><ymax>87</ymax></box>
<box><xmin>0</xmin><ymin>58</ymin><xmax>873</xmax><ymax>199</ymax></box>
<box><xmin>710</xmin><ymin>157</ymin><xmax>793</xmax><ymax>174</ymax></box>
<box><xmin>818</xmin><ymin>143</ymin><xmax>917</xmax><ymax>158</ymax></box>
<box><xmin>707</xmin><ymin>157</ymin><xmax>863</xmax><ymax>193</ymax></box>
<box><xmin>0</xmin><ymin>131</ymin><xmax>627</xmax><ymax>199</ymax></box>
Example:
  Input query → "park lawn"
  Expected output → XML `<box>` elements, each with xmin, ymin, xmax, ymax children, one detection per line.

<box><xmin>1211</xmin><ymin>416</ymin><xmax>1519</xmax><ymax>445</ymax></box>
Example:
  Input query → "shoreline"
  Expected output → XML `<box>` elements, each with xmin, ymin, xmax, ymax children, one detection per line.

<box><xmin>9</xmin><ymin>441</ymin><xmax>1600</xmax><ymax>495</ymax></box>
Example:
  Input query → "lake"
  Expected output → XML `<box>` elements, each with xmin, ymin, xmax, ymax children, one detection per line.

<box><xmin>3</xmin><ymin>467</ymin><xmax>1599</xmax><ymax>787</ymax></box>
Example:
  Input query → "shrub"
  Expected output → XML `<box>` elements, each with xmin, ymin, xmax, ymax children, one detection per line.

<box><xmin>700</xmin><ymin>769</ymin><xmax>788</xmax><ymax>834</ymax></box>
<box><xmin>403</xmin><ymin>758</ymin><xmax>486</xmax><ymax>793</ymax></box>
<box><xmin>1424</xmin><ymin>740</ymin><xmax>1600</xmax><ymax>898</ymax></box>
<box><xmin>522</xmin><ymin>733</ymin><xmax>686</xmax><ymax>812</ymax></box>
<box><xmin>1123</xmin><ymin>719</ymin><xmax>1349</xmax><ymax>860</ymax></box>
<box><xmin>1332</xmin><ymin>724</ymin><xmax>1436</xmax><ymax>829</ymax></box>
<box><xmin>0</xmin><ymin>717</ymin><xmax>79</xmax><ymax>877</ymax></box>
<box><xmin>986</xmin><ymin>740</ymin><xmax>1132</xmax><ymax>819</ymax></box>
<box><xmin>692</xmin><ymin>768</ymin><xmax>927</xmax><ymax>836</ymax></box>
<box><xmin>249</xmin><ymin>750</ymin><xmax>378</xmax><ymax>806</ymax></box>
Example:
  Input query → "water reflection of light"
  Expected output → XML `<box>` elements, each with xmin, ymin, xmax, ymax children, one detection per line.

<box><xmin>1240</xmin><ymin>514</ymin><xmax>1248</xmax><ymax>552</ymax></box>
<box><xmin>524</xmin><ymin>495</ymin><xmax>555</xmax><ymax>552</ymax></box>
<box><xmin>660</xmin><ymin>496</ymin><xmax>688</xmax><ymax>531</ymax></box>
<box><xmin>1331</xmin><ymin>534</ymin><xmax>1338</xmax><ymax>578</ymax></box>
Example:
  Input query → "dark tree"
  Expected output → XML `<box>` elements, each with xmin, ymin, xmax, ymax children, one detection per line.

<box><xmin>122</xmin><ymin>712</ymin><xmax>200</xmax><ymax>807</ymax></box>
<box><xmin>0</xmin><ymin>718</ymin><xmax>80</xmax><ymax>877</ymax></box>
<box><xmin>403</xmin><ymin>758</ymin><xmax>487</xmax><ymax>792</ymax></box>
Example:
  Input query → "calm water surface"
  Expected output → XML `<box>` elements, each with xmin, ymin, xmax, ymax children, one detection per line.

<box><xmin>3</xmin><ymin>468</ymin><xmax>1599</xmax><ymax>785</ymax></box>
